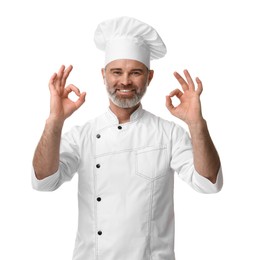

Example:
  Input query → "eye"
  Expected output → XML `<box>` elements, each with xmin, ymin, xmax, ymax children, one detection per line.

<box><xmin>131</xmin><ymin>71</ymin><xmax>142</xmax><ymax>76</ymax></box>
<box><xmin>131</xmin><ymin>69</ymin><xmax>145</xmax><ymax>76</ymax></box>
<box><xmin>112</xmin><ymin>70</ymin><xmax>122</xmax><ymax>76</ymax></box>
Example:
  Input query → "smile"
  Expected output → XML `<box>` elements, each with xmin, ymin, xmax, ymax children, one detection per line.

<box><xmin>117</xmin><ymin>89</ymin><xmax>134</xmax><ymax>93</ymax></box>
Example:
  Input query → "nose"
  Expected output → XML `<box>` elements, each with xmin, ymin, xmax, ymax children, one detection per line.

<box><xmin>120</xmin><ymin>73</ymin><xmax>132</xmax><ymax>86</ymax></box>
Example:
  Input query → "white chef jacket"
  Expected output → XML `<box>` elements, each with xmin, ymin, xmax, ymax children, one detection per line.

<box><xmin>32</xmin><ymin>105</ymin><xmax>223</xmax><ymax>260</ymax></box>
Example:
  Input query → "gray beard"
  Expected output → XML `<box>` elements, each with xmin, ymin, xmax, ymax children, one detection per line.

<box><xmin>107</xmin><ymin>88</ymin><xmax>147</xmax><ymax>108</ymax></box>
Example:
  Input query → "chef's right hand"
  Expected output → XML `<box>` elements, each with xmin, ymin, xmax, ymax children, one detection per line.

<box><xmin>48</xmin><ymin>65</ymin><xmax>86</xmax><ymax>123</ymax></box>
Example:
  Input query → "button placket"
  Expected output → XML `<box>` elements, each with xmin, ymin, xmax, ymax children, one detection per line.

<box><xmin>96</xmin><ymin>133</ymin><xmax>103</xmax><ymax>238</ymax></box>
<box><xmin>95</xmin><ymin>133</ymin><xmax>103</xmax><ymax>240</ymax></box>
<box><xmin>97</xmin><ymin>196</ymin><xmax>102</xmax><ymax>235</ymax></box>
<box><xmin>96</xmin><ymin>192</ymin><xmax>103</xmax><ymax>237</ymax></box>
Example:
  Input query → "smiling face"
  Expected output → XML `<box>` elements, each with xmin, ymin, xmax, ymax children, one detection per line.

<box><xmin>102</xmin><ymin>59</ymin><xmax>154</xmax><ymax>109</ymax></box>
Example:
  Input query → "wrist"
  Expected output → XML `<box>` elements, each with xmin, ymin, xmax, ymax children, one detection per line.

<box><xmin>187</xmin><ymin>118</ymin><xmax>208</xmax><ymax>137</ymax></box>
<box><xmin>187</xmin><ymin>117</ymin><xmax>206</xmax><ymax>128</ymax></box>
<box><xmin>46</xmin><ymin>116</ymin><xmax>65</xmax><ymax>130</ymax></box>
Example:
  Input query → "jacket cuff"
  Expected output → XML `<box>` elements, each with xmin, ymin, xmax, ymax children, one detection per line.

<box><xmin>193</xmin><ymin>166</ymin><xmax>223</xmax><ymax>194</ymax></box>
<box><xmin>31</xmin><ymin>167</ymin><xmax>60</xmax><ymax>191</ymax></box>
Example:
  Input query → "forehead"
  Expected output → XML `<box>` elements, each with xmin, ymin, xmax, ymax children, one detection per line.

<box><xmin>106</xmin><ymin>59</ymin><xmax>147</xmax><ymax>70</ymax></box>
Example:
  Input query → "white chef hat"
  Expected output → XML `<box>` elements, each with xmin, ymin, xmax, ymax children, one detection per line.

<box><xmin>94</xmin><ymin>16</ymin><xmax>167</xmax><ymax>69</ymax></box>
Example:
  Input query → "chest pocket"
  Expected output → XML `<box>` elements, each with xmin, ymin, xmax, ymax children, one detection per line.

<box><xmin>135</xmin><ymin>145</ymin><xmax>169</xmax><ymax>181</ymax></box>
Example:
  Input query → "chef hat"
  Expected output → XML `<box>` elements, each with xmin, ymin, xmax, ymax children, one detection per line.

<box><xmin>94</xmin><ymin>16</ymin><xmax>167</xmax><ymax>69</ymax></box>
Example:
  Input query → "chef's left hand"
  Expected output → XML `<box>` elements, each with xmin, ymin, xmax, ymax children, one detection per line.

<box><xmin>166</xmin><ymin>70</ymin><xmax>204</xmax><ymax>125</ymax></box>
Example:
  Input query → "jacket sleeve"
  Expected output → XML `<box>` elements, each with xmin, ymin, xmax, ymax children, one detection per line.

<box><xmin>170</xmin><ymin>124</ymin><xmax>223</xmax><ymax>194</ymax></box>
<box><xmin>31</xmin><ymin>126</ymin><xmax>81</xmax><ymax>192</ymax></box>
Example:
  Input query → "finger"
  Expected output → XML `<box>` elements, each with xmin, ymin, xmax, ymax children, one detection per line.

<box><xmin>54</xmin><ymin>65</ymin><xmax>65</xmax><ymax>89</ymax></box>
<box><xmin>75</xmin><ymin>92</ymin><xmax>86</xmax><ymax>109</ymax></box>
<box><xmin>174</xmin><ymin>71</ymin><xmax>189</xmax><ymax>91</ymax></box>
<box><xmin>61</xmin><ymin>65</ymin><xmax>73</xmax><ymax>87</ymax></box>
<box><xmin>183</xmin><ymin>69</ymin><xmax>195</xmax><ymax>90</ymax></box>
<box><xmin>48</xmin><ymin>72</ymin><xmax>57</xmax><ymax>90</ymax></box>
<box><xmin>169</xmin><ymin>88</ymin><xmax>184</xmax><ymax>99</ymax></box>
<box><xmin>57</xmin><ymin>65</ymin><xmax>65</xmax><ymax>80</ymax></box>
<box><xmin>165</xmin><ymin>95</ymin><xmax>175</xmax><ymax>112</ymax></box>
<box><xmin>196</xmin><ymin>77</ymin><xmax>203</xmax><ymax>95</ymax></box>
<box><xmin>64</xmin><ymin>84</ymin><xmax>80</xmax><ymax>98</ymax></box>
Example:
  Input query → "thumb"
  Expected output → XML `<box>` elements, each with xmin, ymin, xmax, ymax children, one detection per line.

<box><xmin>165</xmin><ymin>95</ymin><xmax>174</xmax><ymax>112</ymax></box>
<box><xmin>75</xmin><ymin>92</ymin><xmax>86</xmax><ymax>109</ymax></box>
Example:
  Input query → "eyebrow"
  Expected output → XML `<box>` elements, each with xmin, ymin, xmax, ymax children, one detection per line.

<box><xmin>109</xmin><ymin>68</ymin><xmax>122</xmax><ymax>71</ymax></box>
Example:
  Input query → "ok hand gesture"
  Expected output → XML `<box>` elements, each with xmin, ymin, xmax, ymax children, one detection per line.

<box><xmin>166</xmin><ymin>70</ymin><xmax>204</xmax><ymax>126</ymax></box>
<box><xmin>48</xmin><ymin>65</ymin><xmax>86</xmax><ymax>122</ymax></box>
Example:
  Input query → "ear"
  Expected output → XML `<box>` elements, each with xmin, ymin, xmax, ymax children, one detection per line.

<box><xmin>101</xmin><ymin>68</ymin><xmax>105</xmax><ymax>77</ymax></box>
<box><xmin>101</xmin><ymin>68</ymin><xmax>106</xmax><ymax>84</ymax></box>
<box><xmin>147</xmin><ymin>70</ymin><xmax>154</xmax><ymax>86</ymax></box>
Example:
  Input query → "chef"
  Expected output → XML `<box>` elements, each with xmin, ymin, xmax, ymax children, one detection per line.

<box><xmin>32</xmin><ymin>16</ymin><xmax>223</xmax><ymax>260</ymax></box>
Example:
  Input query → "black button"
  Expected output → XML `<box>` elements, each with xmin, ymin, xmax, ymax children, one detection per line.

<box><xmin>118</xmin><ymin>126</ymin><xmax>122</xmax><ymax>130</ymax></box>
<box><xmin>96</xmin><ymin>164</ymin><xmax>101</xmax><ymax>168</ymax></box>
<box><xmin>97</xmin><ymin>197</ymin><xmax>101</xmax><ymax>202</ymax></box>
<box><xmin>98</xmin><ymin>231</ymin><xmax>102</xmax><ymax>235</ymax></box>
<box><xmin>96</xmin><ymin>134</ymin><xmax>101</xmax><ymax>139</ymax></box>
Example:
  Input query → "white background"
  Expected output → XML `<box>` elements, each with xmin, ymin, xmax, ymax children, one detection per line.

<box><xmin>0</xmin><ymin>0</ymin><xmax>253</xmax><ymax>259</ymax></box>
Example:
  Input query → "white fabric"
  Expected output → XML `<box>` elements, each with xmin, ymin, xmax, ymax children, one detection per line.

<box><xmin>94</xmin><ymin>16</ymin><xmax>167</xmax><ymax>68</ymax></box>
<box><xmin>32</xmin><ymin>106</ymin><xmax>223</xmax><ymax>260</ymax></box>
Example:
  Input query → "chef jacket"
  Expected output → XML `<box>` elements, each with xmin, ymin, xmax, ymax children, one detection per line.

<box><xmin>32</xmin><ymin>105</ymin><xmax>223</xmax><ymax>260</ymax></box>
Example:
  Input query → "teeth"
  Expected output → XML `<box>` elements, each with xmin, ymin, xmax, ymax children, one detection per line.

<box><xmin>118</xmin><ymin>89</ymin><xmax>132</xmax><ymax>93</ymax></box>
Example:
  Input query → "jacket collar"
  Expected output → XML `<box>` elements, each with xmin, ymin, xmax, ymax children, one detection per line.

<box><xmin>106</xmin><ymin>104</ymin><xmax>144</xmax><ymax>124</ymax></box>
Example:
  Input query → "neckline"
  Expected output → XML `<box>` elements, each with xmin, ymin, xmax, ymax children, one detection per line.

<box><xmin>106</xmin><ymin>104</ymin><xmax>144</xmax><ymax>124</ymax></box>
